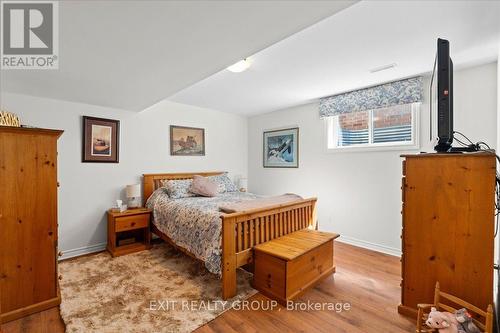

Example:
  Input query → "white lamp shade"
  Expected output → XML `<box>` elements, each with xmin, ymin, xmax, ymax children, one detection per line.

<box><xmin>239</xmin><ymin>178</ymin><xmax>248</xmax><ymax>190</ymax></box>
<box><xmin>126</xmin><ymin>184</ymin><xmax>141</xmax><ymax>198</ymax></box>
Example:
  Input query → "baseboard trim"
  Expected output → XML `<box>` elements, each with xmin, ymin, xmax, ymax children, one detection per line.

<box><xmin>59</xmin><ymin>242</ymin><xmax>107</xmax><ymax>261</ymax></box>
<box><xmin>58</xmin><ymin>238</ymin><xmax>400</xmax><ymax>260</ymax></box>
<box><xmin>0</xmin><ymin>294</ymin><xmax>61</xmax><ymax>324</ymax></box>
<box><xmin>337</xmin><ymin>236</ymin><xmax>401</xmax><ymax>257</ymax></box>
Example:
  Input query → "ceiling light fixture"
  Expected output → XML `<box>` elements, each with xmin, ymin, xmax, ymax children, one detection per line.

<box><xmin>227</xmin><ymin>59</ymin><xmax>251</xmax><ymax>73</ymax></box>
<box><xmin>369</xmin><ymin>63</ymin><xmax>397</xmax><ymax>73</ymax></box>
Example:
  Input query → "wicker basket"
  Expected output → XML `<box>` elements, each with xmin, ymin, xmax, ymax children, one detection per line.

<box><xmin>0</xmin><ymin>111</ymin><xmax>20</xmax><ymax>127</ymax></box>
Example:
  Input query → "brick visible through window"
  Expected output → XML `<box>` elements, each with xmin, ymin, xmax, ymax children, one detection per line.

<box><xmin>327</xmin><ymin>103</ymin><xmax>418</xmax><ymax>149</ymax></box>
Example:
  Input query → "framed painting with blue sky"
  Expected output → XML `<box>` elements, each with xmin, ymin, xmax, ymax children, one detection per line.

<box><xmin>263</xmin><ymin>127</ymin><xmax>299</xmax><ymax>168</ymax></box>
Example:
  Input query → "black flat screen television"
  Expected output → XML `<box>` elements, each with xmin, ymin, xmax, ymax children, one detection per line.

<box><xmin>430</xmin><ymin>38</ymin><xmax>454</xmax><ymax>152</ymax></box>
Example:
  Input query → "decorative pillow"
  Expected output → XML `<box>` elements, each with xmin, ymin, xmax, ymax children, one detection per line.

<box><xmin>163</xmin><ymin>179</ymin><xmax>196</xmax><ymax>199</ymax></box>
<box><xmin>190</xmin><ymin>175</ymin><xmax>219</xmax><ymax>197</ymax></box>
<box><xmin>208</xmin><ymin>173</ymin><xmax>239</xmax><ymax>193</ymax></box>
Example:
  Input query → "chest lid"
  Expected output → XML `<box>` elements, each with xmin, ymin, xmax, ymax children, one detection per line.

<box><xmin>254</xmin><ymin>229</ymin><xmax>339</xmax><ymax>261</ymax></box>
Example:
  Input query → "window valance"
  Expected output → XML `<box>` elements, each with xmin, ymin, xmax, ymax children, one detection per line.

<box><xmin>319</xmin><ymin>76</ymin><xmax>423</xmax><ymax>117</ymax></box>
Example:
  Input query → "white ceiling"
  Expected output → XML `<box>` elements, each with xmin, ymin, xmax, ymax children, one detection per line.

<box><xmin>0</xmin><ymin>0</ymin><xmax>356</xmax><ymax>111</ymax></box>
<box><xmin>171</xmin><ymin>0</ymin><xmax>500</xmax><ymax>116</ymax></box>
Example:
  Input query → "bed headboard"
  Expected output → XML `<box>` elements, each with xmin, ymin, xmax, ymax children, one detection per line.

<box><xmin>142</xmin><ymin>171</ymin><xmax>225</xmax><ymax>204</ymax></box>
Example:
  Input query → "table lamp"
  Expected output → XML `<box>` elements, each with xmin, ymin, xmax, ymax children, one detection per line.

<box><xmin>238</xmin><ymin>178</ymin><xmax>248</xmax><ymax>192</ymax></box>
<box><xmin>126</xmin><ymin>184</ymin><xmax>141</xmax><ymax>208</ymax></box>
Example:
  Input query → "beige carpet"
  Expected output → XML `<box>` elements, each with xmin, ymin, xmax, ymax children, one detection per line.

<box><xmin>59</xmin><ymin>243</ymin><xmax>257</xmax><ymax>333</ymax></box>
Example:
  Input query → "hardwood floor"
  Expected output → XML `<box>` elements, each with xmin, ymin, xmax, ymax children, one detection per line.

<box><xmin>196</xmin><ymin>242</ymin><xmax>414</xmax><ymax>333</ymax></box>
<box><xmin>1</xmin><ymin>242</ymin><xmax>415</xmax><ymax>333</ymax></box>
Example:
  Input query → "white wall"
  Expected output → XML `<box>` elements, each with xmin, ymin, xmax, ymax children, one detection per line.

<box><xmin>1</xmin><ymin>62</ymin><xmax>496</xmax><ymax>259</ymax></box>
<box><xmin>248</xmin><ymin>62</ymin><xmax>498</xmax><ymax>255</ymax></box>
<box><xmin>0</xmin><ymin>93</ymin><xmax>248</xmax><ymax>258</ymax></box>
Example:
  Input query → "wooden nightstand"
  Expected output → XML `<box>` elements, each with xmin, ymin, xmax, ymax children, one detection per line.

<box><xmin>107</xmin><ymin>208</ymin><xmax>152</xmax><ymax>257</ymax></box>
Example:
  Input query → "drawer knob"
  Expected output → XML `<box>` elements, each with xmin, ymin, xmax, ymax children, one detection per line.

<box><xmin>58</xmin><ymin>251</ymin><xmax>63</xmax><ymax>257</ymax></box>
<box><xmin>131</xmin><ymin>222</ymin><xmax>136</xmax><ymax>227</ymax></box>
<box><xmin>59</xmin><ymin>275</ymin><xmax>63</xmax><ymax>280</ymax></box>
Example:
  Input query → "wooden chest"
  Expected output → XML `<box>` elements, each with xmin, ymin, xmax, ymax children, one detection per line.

<box><xmin>253</xmin><ymin>230</ymin><xmax>339</xmax><ymax>304</ymax></box>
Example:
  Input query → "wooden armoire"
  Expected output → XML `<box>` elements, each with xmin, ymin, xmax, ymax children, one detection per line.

<box><xmin>0</xmin><ymin>127</ymin><xmax>63</xmax><ymax>323</ymax></box>
<box><xmin>398</xmin><ymin>153</ymin><xmax>495</xmax><ymax>317</ymax></box>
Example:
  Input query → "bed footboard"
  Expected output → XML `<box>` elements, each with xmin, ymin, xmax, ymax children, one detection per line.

<box><xmin>221</xmin><ymin>198</ymin><xmax>317</xmax><ymax>299</ymax></box>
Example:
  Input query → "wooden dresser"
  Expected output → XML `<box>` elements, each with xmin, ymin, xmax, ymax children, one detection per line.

<box><xmin>0</xmin><ymin>127</ymin><xmax>63</xmax><ymax>323</ymax></box>
<box><xmin>399</xmin><ymin>153</ymin><xmax>495</xmax><ymax>317</ymax></box>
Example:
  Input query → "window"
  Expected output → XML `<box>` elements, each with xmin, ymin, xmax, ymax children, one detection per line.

<box><xmin>326</xmin><ymin>103</ymin><xmax>419</xmax><ymax>151</ymax></box>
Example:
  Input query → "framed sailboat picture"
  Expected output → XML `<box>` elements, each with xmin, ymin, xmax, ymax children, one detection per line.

<box><xmin>82</xmin><ymin>116</ymin><xmax>120</xmax><ymax>163</ymax></box>
<box><xmin>263</xmin><ymin>127</ymin><xmax>299</xmax><ymax>168</ymax></box>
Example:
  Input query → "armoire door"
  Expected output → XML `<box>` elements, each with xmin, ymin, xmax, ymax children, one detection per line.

<box><xmin>0</xmin><ymin>129</ymin><xmax>60</xmax><ymax>316</ymax></box>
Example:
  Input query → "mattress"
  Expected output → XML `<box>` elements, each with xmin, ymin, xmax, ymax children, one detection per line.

<box><xmin>146</xmin><ymin>189</ymin><xmax>259</xmax><ymax>275</ymax></box>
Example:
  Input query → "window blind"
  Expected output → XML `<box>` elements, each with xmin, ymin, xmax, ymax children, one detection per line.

<box><xmin>319</xmin><ymin>77</ymin><xmax>423</xmax><ymax>118</ymax></box>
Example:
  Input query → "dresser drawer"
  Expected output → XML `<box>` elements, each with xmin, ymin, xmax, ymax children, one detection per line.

<box><xmin>115</xmin><ymin>214</ymin><xmax>149</xmax><ymax>232</ymax></box>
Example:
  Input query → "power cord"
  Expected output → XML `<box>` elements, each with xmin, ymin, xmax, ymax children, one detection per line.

<box><xmin>453</xmin><ymin>130</ymin><xmax>483</xmax><ymax>151</ymax></box>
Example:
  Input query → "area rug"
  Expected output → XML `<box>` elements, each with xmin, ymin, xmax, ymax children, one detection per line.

<box><xmin>59</xmin><ymin>243</ymin><xmax>257</xmax><ymax>333</ymax></box>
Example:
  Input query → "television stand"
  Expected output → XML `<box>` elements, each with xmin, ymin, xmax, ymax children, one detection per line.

<box><xmin>434</xmin><ymin>143</ymin><xmax>478</xmax><ymax>153</ymax></box>
<box><xmin>448</xmin><ymin>146</ymin><xmax>478</xmax><ymax>153</ymax></box>
<box><xmin>399</xmin><ymin>153</ymin><xmax>494</xmax><ymax>317</ymax></box>
<box><xmin>434</xmin><ymin>142</ymin><xmax>452</xmax><ymax>152</ymax></box>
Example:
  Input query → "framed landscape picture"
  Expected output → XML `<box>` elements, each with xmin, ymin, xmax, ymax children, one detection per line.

<box><xmin>263</xmin><ymin>127</ymin><xmax>299</xmax><ymax>168</ymax></box>
<box><xmin>170</xmin><ymin>125</ymin><xmax>205</xmax><ymax>156</ymax></box>
<box><xmin>82</xmin><ymin>116</ymin><xmax>120</xmax><ymax>163</ymax></box>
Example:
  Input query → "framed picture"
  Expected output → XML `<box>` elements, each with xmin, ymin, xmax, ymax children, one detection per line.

<box><xmin>170</xmin><ymin>125</ymin><xmax>205</xmax><ymax>156</ymax></box>
<box><xmin>263</xmin><ymin>127</ymin><xmax>299</xmax><ymax>168</ymax></box>
<box><xmin>82</xmin><ymin>116</ymin><xmax>120</xmax><ymax>163</ymax></box>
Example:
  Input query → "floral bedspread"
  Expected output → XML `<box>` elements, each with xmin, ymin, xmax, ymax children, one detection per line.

<box><xmin>146</xmin><ymin>189</ymin><xmax>259</xmax><ymax>275</ymax></box>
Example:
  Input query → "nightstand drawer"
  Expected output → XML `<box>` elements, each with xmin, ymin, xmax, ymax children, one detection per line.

<box><xmin>115</xmin><ymin>214</ymin><xmax>149</xmax><ymax>232</ymax></box>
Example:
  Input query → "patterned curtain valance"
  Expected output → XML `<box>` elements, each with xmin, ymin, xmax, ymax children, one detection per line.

<box><xmin>319</xmin><ymin>76</ymin><xmax>423</xmax><ymax>117</ymax></box>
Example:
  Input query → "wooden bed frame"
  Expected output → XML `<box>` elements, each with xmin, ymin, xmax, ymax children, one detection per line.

<box><xmin>143</xmin><ymin>172</ymin><xmax>317</xmax><ymax>300</ymax></box>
